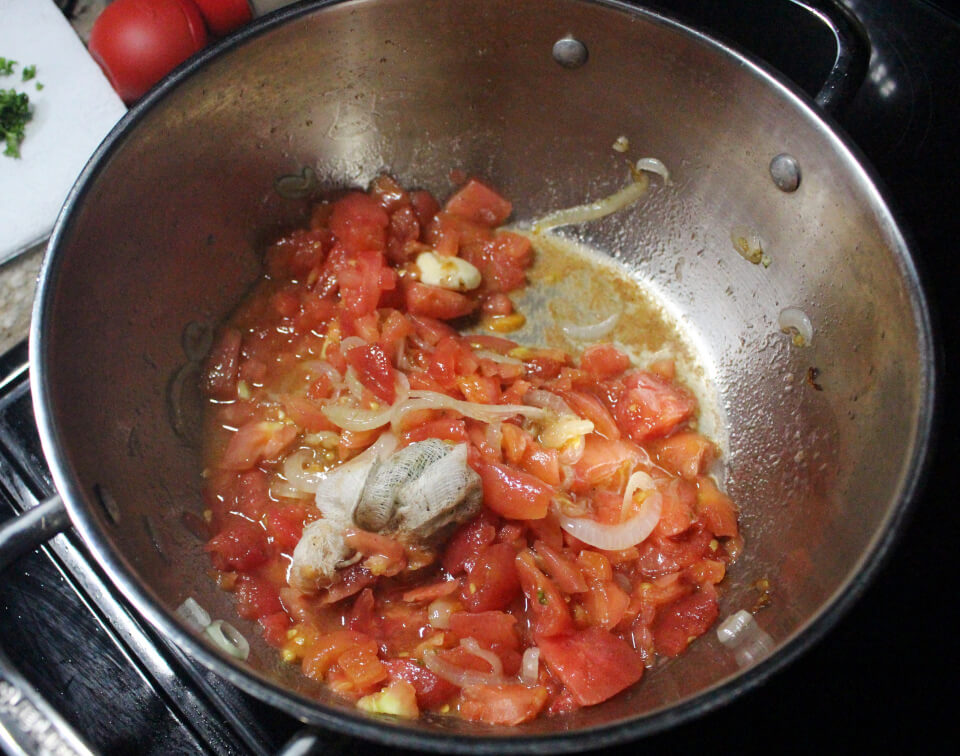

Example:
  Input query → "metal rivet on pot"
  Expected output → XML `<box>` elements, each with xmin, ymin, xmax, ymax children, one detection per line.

<box><xmin>553</xmin><ymin>36</ymin><xmax>588</xmax><ymax>68</ymax></box>
<box><xmin>770</xmin><ymin>153</ymin><xmax>801</xmax><ymax>192</ymax></box>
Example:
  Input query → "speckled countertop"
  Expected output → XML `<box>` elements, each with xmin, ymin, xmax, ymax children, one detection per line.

<box><xmin>0</xmin><ymin>243</ymin><xmax>44</xmax><ymax>354</ymax></box>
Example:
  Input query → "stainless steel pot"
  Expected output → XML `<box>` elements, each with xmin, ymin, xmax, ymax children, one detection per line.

<box><xmin>2</xmin><ymin>0</ymin><xmax>935</xmax><ymax>752</ymax></box>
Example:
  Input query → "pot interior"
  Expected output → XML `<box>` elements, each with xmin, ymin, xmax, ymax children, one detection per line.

<box><xmin>33</xmin><ymin>0</ymin><xmax>932</xmax><ymax>745</ymax></box>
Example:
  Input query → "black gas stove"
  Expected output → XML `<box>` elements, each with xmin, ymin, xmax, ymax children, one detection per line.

<box><xmin>1</xmin><ymin>1</ymin><xmax>956</xmax><ymax>753</ymax></box>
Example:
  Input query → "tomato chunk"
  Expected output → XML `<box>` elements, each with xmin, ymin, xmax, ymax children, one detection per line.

<box><xmin>474</xmin><ymin>461</ymin><xmax>554</xmax><ymax>520</ymax></box>
<box><xmin>346</xmin><ymin>343</ymin><xmax>398</xmax><ymax>404</ymax></box>
<box><xmin>329</xmin><ymin>192</ymin><xmax>389</xmax><ymax>253</ymax></box>
<box><xmin>458</xmin><ymin>683</ymin><xmax>548</xmax><ymax>726</ymax></box>
<box><xmin>403</xmin><ymin>280</ymin><xmax>477</xmax><ymax>320</ymax></box>
<box><xmin>652</xmin><ymin>591</ymin><xmax>719</xmax><ymax>656</ymax></box>
<box><xmin>615</xmin><ymin>370</ymin><xmax>697</xmax><ymax>443</ymax></box>
<box><xmin>537</xmin><ymin>627</ymin><xmax>645</xmax><ymax>706</ymax></box>
<box><xmin>461</xmin><ymin>543</ymin><xmax>522</xmax><ymax>612</ymax></box>
<box><xmin>444</xmin><ymin>179</ymin><xmax>512</xmax><ymax>227</ymax></box>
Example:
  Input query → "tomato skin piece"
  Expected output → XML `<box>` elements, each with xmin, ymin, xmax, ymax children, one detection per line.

<box><xmin>537</xmin><ymin>627</ymin><xmax>645</xmax><ymax>706</ymax></box>
<box><xmin>652</xmin><ymin>591</ymin><xmax>719</xmax><ymax>657</ymax></box>
<box><xmin>458</xmin><ymin>683</ymin><xmax>548</xmax><ymax>726</ymax></box>
<box><xmin>615</xmin><ymin>370</ymin><xmax>697</xmax><ymax>443</ymax></box>
<box><xmin>444</xmin><ymin>179</ymin><xmax>512</xmax><ymax>227</ymax></box>
<box><xmin>569</xmin><ymin>435</ymin><xmax>642</xmax><ymax>494</ymax></box>
<box><xmin>346</xmin><ymin>343</ymin><xmax>397</xmax><ymax>404</ymax></box>
<box><xmin>461</xmin><ymin>543</ymin><xmax>522</xmax><ymax>612</ymax></box>
<box><xmin>329</xmin><ymin>192</ymin><xmax>389</xmax><ymax>253</ymax></box>
<box><xmin>474</xmin><ymin>461</ymin><xmax>554</xmax><ymax>520</ymax></box>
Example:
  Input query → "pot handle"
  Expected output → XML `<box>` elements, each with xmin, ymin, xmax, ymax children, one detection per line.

<box><xmin>790</xmin><ymin>0</ymin><xmax>870</xmax><ymax>113</ymax></box>
<box><xmin>0</xmin><ymin>495</ymin><xmax>99</xmax><ymax>756</ymax></box>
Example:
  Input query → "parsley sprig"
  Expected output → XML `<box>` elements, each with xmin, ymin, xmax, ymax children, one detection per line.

<box><xmin>0</xmin><ymin>58</ymin><xmax>39</xmax><ymax>158</ymax></box>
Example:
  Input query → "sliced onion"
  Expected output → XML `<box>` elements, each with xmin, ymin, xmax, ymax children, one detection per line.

<box><xmin>558</xmin><ymin>489</ymin><xmax>662</xmax><ymax>550</ymax></box>
<box><xmin>635</xmin><ymin>157</ymin><xmax>672</xmax><ymax>185</ymax></box>
<box><xmin>391</xmin><ymin>391</ymin><xmax>546</xmax><ymax>433</ymax></box>
<box><xmin>176</xmin><ymin>597</ymin><xmax>211</xmax><ymax>632</ymax></box>
<box><xmin>282</xmin><ymin>448</ymin><xmax>329</xmax><ymax>494</ymax></box>
<box><xmin>339</xmin><ymin>336</ymin><xmax>366</xmax><ymax>353</ymax></box>
<box><xmin>717</xmin><ymin>610</ymin><xmax>775</xmax><ymax>668</ymax></box>
<box><xmin>532</xmin><ymin>172</ymin><xmax>650</xmax><ymax>232</ymax></box>
<box><xmin>622</xmin><ymin>470</ymin><xmax>656</xmax><ymax>517</ymax></box>
<box><xmin>460</xmin><ymin>638</ymin><xmax>504</xmax><ymax>677</ymax></box>
<box><xmin>523</xmin><ymin>389</ymin><xmax>573</xmax><ymax>417</ymax></box>
<box><xmin>473</xmin><ymin>349</ymin><xmax>523</xmax><ymax>366</ymax></box>
<box><xmin>423</xmin><ymin>648</ymin><xmax>504</xmax><ymax>688</ymax></box>
<box><xmin>322</xmin><ymin>401</ymin><xmax>395</xmax><ymax>431</ymax></box>
<box><xmin>559</xmin><ymin>310</ymin><xmax>621</xmax><ymax>341</ymax></box>
<box><xmin>344</xmin><ymin>366</ymin><xmax>367</xmax><ymax>400</ymax></box>
<box><xmin>778</xmin><ymin>307</ymin><xmax>814</xmax><ymax>347</ymax></box>
<box><xmin>205</xmin><ymin>619</ymin><xmax>250</xmax><ymax>660</ymax></box>
<box><xmin>520</xmin><ymin>647</ymin><xmax>540</xmax><ymax>685</ymax></box>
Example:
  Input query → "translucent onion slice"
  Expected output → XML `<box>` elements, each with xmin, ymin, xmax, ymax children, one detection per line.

<box><xmin>460</xmin><ymin>638</ymin><xmax>504</xmax><ymax>678</ymax></box>
<box><xmin>282</xmin><ymin>448</ymin><xmax>329</xmax><ymax>494</ymax></box>
<box><xmin>558</xmin><ymin>471</ymin><xmax>663</xmax><ymax>550</ymax></box>
<box><xmin>391</xmin><ymin>391</ymin><xmax>546</xmax><ymax>433</ymax></box>
<box><xmin>559</xmin><ymin>309</ymin><xmax>621</xmax><ymax>341</ymax></box>
<box><xmin>427</xmin><ymin>597</ymin><xmax>458</xmax><ymax>630</ymax></box>
<box><xmin>473</xmin><ymin>349</ymin><xmax>523</xmax><ymax>366</ymax></box>
<box><xmin>520</xmin><ymin>647</ymin><xmax>540</xmax><ymax>685</ymax></box>
<box><xmin>322</xmin><ymin>401</ymin><xmax>395</xmax><ymax>431</ymax></box>
<box><xmin>524</xmin><ymin>389</ymin><xmax>573</xmax><ymax>417</ymax></box>
<box><xmin>778</xmin><ymin>307</ymin><xmax>814</xmax><ymax>347</ymax></box>
<box><xmin>423</xmin><ymin>648</ymin><xmax>505</xmax><ymax>688</ymax></box>
<box><xmin>531</xmin><ymin>171</ymin><xmax>650</xmax><ymax>232</ymax></box>
<box><xmin>176</xmin><ymin>597</ymin><xmax>211</xmax><ymax>632</ymax></box>
<box><xmin>635</xmin><ymin>157</ymin><xmax>672</xmax><ymax>184</ymax></box>
<box><xmin>205</xmin><ymin>619</ymin><xmax>250</xmax><ymax>660</ymax></box>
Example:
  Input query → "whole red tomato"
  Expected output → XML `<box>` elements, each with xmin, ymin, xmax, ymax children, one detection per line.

<box><xmin>88</xmin><ymin>0</ymin><xmax>209</xmax><ymax>104</ymax></box>
<box><xmin>192</xmin><ymin>0</ymin><xmax>253</xmax><ymax>37</ymax></box>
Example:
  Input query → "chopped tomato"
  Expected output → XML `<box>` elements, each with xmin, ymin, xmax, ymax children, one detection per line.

<box><xmin>515</xmin><ymin>549</ymin><xmax>573</xmax><ymax>637</ymax></box>
<box><xmin>533</xmin><ymin>540</ymin><xmax>587</xmax><ymax>593</ymax></box>
<box><xmin>579</xmin><ymin>580</ymin><xmax>630</xmax><ymax>630</ymax></box>
<box><xmin>461</xmin><ymin>543</ymin><xmax>522</xmax><ymax>612</ymax></box>
<box><xmin>537</xmin><ymin>627</ymin><xmax>644</xmax><ymax>706</ymax></box>
<box><xmin>280</xmin><ymin>395</ymin><xmax>338</xmax><ymax>433</ymax></box>
<box><xmin>474</xmin><ymin>460</ymin><xmax>554</xmax><ymax>520</ymax></box>
<box><xmin>338</xmin><ymin>249</ymin><xmax>394</xmax><ymax>318</ymax></box>
<box><xmin>458</xmin><ymin>683</ymin><xmax>548</xmax><ymax>726</ymax></box>
<box><xmin>219</xmin><ymin>421</ymin><xmax>298</xmax><ymax>471</ymax></box>
<box><xmin>555</xmin><ymin>389</ymin><xmax>620</xmax><ymax>440</ymax></box>
<box><xmin>409</xmin><ymin>189</ymin><xmax>440</xmax><ymax>227</ymax></box>
<box><xmin>346</xmin><ymin>343</ymin><xmax>397</xmax><ymax>404</ymax></box>
<box><xmin>383</xmin><ymin>659</ymin><xmax>458</xmax><ymax>709</ymax></box>
<box><xmin>569</xmin><ymin>435</ymin><xmax>642</xmax><ymax>494</ymax></box>
<box><xmin>650</xmin><ymin>431</ymin><xmax>717</xmax><ymax>480</ymax></box>
<box><xmin>653</xmin><ymin>478</ymin><xmax>698</xmax><ymax>538</ymax></box>
<box><xmin>205</xmin><ymin>521</ymin><xmax>269</xmax><ymax>571</ymax></box>
<box><xmin>615</xmin><ymin>370</ymin><xmax>697</xmax><ymax>443</ymax></box>
<box><xmin>328</xmin><ymin>192</ymin><xmax>389</xmax><ymax>253</ymax></box>
<box><xmin>403</xmin><ymin>280</ymin><xmax>477</xmax><ymax>320</ymax></box>
<box><xmin>442</xmin><ymin>509</ymin><xmax>499</xmax><ymax>575</ymax></box>
<box><xmin>444</xmin><ymin>179</ymin><xmax>512</xmax><ymax>227</ymax></box>
<box><xmin>259</xmin><ymin>611</ymin><xmax>292</xmax><ymax>648</ymax></box>
<box><xmin>652</xmin><ymin>591</ymin><xmax>719</xmax><ymax>657</ymax></box>
<box><xmin>265</xmin><ymin>501</ymin><xmax>313</xmax><ymax>554</ymax></box>
<box><xmin>695</xmin><ymin>476</ymin><xmax>739</xmax><ymax>538</ymax></box>
<box><xmin>235</xmin><ymin>574</ymin><xmax>283</xmax><ymax>620</ymax></box>
<box><xmin>580</xmin><ymin>343</ymin><xmax>631</xmax><ymax>379</ymax></box>
<box><xmin>449</xmin><ymin>611</ymin><xmax>520</xmax><ymax>650</ymax></box>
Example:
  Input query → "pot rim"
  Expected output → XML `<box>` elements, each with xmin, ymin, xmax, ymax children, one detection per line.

<box><xmin>29</xmin><ymin>0</ymin><xmax>937</xmax><ymax>750</ymax></box>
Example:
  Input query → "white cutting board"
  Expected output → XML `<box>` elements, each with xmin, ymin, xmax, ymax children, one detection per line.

<box><xmin>0</xmin><ymin>0</ymin><xmax>127</xmax><ymax>264</ymax></box>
